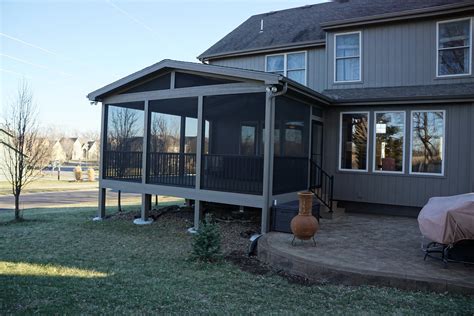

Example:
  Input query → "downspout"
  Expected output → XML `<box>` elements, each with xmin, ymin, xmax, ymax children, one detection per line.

<box><xmin>261</xmin><ymin>82</ymin><xmax>288</xmax><ymax>234</ymax></box>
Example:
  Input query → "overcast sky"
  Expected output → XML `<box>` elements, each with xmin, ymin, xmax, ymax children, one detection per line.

<box><xmin>1</xmin><ymin>0</ymin><xmax>328</xmax><ymax>136</ymax></box>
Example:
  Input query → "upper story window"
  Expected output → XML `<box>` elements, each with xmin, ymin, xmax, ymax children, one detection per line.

<box><xmin>437</xmin><ymin>18</ymin><xmax>472</xmax><ymax>77</ymax></box>
<box><xmin>334</xmin><ymin>31</ymin><xmax>361</xmax><ymax>82</ymax></box>
<box><xmin>266</xmin><ymin>52</ymin><xmax>307</xmax><ymax>85</ymax></box>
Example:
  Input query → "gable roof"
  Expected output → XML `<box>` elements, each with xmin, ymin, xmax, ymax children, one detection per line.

<box><xmin>87</xmin><ymin>59</ymin><xmax>332</xmax><ymax>105</ymax></box>
<box><xmin>87</xmin><ymin>59</ymin><xmax>282</xmax><ymax>101</ymax></box>
<box><xmin>198</xmin><ymin>0</ymin><xmax>473</xmax><ymax>61</ymax></box>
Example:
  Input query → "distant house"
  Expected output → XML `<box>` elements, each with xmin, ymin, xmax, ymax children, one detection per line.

<box><xmin>0</xmin><ymin>128</ymin><xmax>26</xmax><ymax>181</ymax></box>
<box><xmin>51</xmin><ymin>140</ymin><xmax>67</xmax><ymax>162</ymax></box>
<box><xmin>60</xmin><ymin>138</ymin><xmax>83</xmax><ymax>161</ymax></box>
<box><xmin>50</xmin><ymin>138</ymin><xmax>99</xmax><ymax>163</ymax></box>
<box><xmin>81</xmin><ymin>141</ymin><xmax>99</xmax><ymax>161</ymax></box>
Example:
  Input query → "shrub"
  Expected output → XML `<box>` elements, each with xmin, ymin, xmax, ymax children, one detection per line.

<box><xmin>191</xmin><ymin>214</ymin><xmax>221</xmax><ymax>262</ymax></box>
<box><xmin>87</xmin><ymin>168</ymin><xmax>95</xmax><ymax>182</ymax></box>
<box><xmin>74</xmin><ymin>165</ymin><xmax>82</xmax><ymax>181</ymax></box>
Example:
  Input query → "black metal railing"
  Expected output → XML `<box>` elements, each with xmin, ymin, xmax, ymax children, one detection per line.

<box><xmin>103</xmin><ymin>151</ymin><xmax>142</xmax><ymax>182</ymax></box>
<box><xmin>148</xmin><ymin>152</ymin><xmax>196</xmax><ymax>187</ymax></box>
<box><xmin>201</xmin><ymin>154</ymin><xmax>263</xmax><ymax>195</ymax></box>
<box><xmin>272</xmin><ymin>156</ymin><xmax>309</xmax><ymax>195</ymax></box>
<box><xmin>309</xmin><ymin>159</ymin><xmax>334</xmax><ymax>211</ymax></box>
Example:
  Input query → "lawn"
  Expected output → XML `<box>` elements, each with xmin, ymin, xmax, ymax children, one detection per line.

<box><xmin>0</xmin><ymin>206</ymin><xmax>472</xmax><ymax>314</ymax></box>
<box><xmin>0</xmin><ymin>176</ymin><xmax>98</xmax><ymax>196</ymax></box>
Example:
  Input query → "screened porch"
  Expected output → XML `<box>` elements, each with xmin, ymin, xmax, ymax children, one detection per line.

<box><xmin>103</xmin><ymin>91</ymin><xmax>312</xmax><ymax>196</ymax></box>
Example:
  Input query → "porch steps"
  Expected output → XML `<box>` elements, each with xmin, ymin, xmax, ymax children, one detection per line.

<box><xmin>311</xmin><ymin>188</ymin><xmax>345</xmax><ymax>219</ymax></box>
<box><xmin>319</xmin><ymin>202</ymin><xmax>345</xmax><ymax>220</ymax></box>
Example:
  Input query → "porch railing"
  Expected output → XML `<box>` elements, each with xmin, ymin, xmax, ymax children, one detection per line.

<box><xmin>103</xmin><ymin>150</ymin><xmax>142</xmax><ymax>182</ymax></box>
<box><xmin>309</xmin><ymin>159</ymin><xmax>333</xmax><ymax>211</ymax></box>
<box><xmin>272</xmin><ymin>156</ymin><xmax>309</xmax><ymax>194</ymax></box>
<box><xmin>201</xmin><ymin>154</ymin><xmax>263</xmax><ymax>195</ymax></box>
<box><xmin>148</xmin><ymin>152</ymin><xmax>196</xmax><ymax>187</ymax></box>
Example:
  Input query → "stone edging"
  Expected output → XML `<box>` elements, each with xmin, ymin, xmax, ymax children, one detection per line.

<box><xmin>257</xmin><ymin>234</ymin><xmax>474</xmax><ymax>295</ymax></box>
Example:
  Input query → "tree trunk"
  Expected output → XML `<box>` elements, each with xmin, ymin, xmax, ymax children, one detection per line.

<box><xmin>14</xmin><ymin>193</ymin><xmax>20</xmax><ymax>220</ymax></box>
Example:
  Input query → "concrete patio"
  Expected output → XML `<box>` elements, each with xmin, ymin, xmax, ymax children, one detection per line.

<box><xmin>258</xmin><ymin>214</ymin><xmax>474</xmax><ymax>295</ymax></box>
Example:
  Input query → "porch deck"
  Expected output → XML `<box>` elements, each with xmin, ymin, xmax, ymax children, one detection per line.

<box><xmin>258</xmin><ymin>214</ymin><xmax>474</xmax><ymax>295</ymax></box>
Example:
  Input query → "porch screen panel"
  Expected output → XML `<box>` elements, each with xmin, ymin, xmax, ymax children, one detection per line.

<box><xmin>202</xmin><ymin>93</ymin><xmax>265</xmax><ymax>195</ymax></box>
<box><xmin>148</xmin><ymin>97</ymin><xmax>198</xmax><ymax>187</ymax></box>
<box><xmin>273</xmin><ymin>96</ymin><xmax>310</xmax><ymax>195</ymax></box>
<box><xmin>105</xmin><ymin>102</ymin><xmax>144</xmax><ymax>182</ymax></box>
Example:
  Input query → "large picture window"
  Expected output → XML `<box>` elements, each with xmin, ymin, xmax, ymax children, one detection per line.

<box><xmin>410</xmin><ymin>111</ymin><xmax>445</xmax><ymax>175</ymax></box>
<box><xmin>437</xmin><ymin>18</ymin><xmax>472</xmax><ymax>77</ymax></box>
<box><xmin>266</xmin><ymin>52</ymin><xmax>306</xmax><ymax>85</ymax></box>
<box><xmin>373</xmin><ymin>112</ymin><xmax>405</xmax><ymax>173</ymax></box>
<box><xmin>335</xmin><ymin>32</ymin><xmax>361</xmax><ymax>82</ymax></box>
<box><xmin>339</xmin><ymin>112</ymin><xmax>368</xmax><ymax>171</ymax></box>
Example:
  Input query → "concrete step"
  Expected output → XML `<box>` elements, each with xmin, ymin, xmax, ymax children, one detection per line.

<box><xmin>319</xmin><ymin>203</ymin><xmax>345</xmax><ymax>220</ymax></box>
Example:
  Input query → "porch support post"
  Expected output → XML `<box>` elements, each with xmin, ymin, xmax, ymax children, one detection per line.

<box><xmin>192</xmin><ymin>96</ymin><xmax>204</xmax><ymax>231</ymax></box>
<box><xmin>134</xmin><ymin>100</ymin><xmax>153</xmax><ymax>225</ymax></box>
<box><xmin>94</xmin><ymin>102</ymin><xmax>107</xmax><ymax>221</ymax></box>
<box><xmin>192</xmin><ymin>200</ymin><xmax>202</xmax><ymax>232</ymax></box>
<box><xmin>134</xmin><ymin>193</ymin><xmax>153</xmax><ymax>225</ymax></box>
<box><xmin>261</xmin><ymin>90</ymin><xmax>275</xmax><ymax>234</ymax></box>
<box><xmin>94</xmin><ymin>187</ymin><xmax>106</xmax><ymax>221</ymax></box>
<box><xmin>142</xmin><ymin>100</ymin><xmax>150</xmax><ymax>185</ymax></box>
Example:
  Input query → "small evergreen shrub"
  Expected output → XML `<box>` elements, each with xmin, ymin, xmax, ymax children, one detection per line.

<box><xmin>191</xmin><ymin>214</ymin><xmax>221</xmax><ymax>262</ymax></box>
<box><xmin>74</xmin><ymin>165</ymin><xmax>82</xmax><ymax>181</ymax></box>
<box><xmin>87</xmin><ymin>168</ymin><xmax>95</xmax><ymax>182</ymax></box>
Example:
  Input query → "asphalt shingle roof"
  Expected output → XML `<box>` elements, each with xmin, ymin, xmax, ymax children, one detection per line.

<box><xmin>322</xmin><ymin>83</ymin><xmax>474</xmax><ymax>103</ymax></box>
<box><xmin>199</xmin><ymin>0</ymin><xmax>471</xmax><ymax>60</ymax></box>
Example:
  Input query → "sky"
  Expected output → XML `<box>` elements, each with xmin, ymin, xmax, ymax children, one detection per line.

<box><xmin>0</xmin><ymin>0</ymin><xmax>327</xmax><ymax>136</ymax></box>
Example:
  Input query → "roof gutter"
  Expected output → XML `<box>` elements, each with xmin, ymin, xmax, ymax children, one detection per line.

<box><xmin>198</xmin><ymin>40</ymin><xmax>325</xmax><ymax>62</ymax></box>
<box><xmin>331</xmin><ymin>95</ymin><xmax>474</xmax><ymax>106</ymax></box>
<box><xmin>321</xmin><ymin>3</ymin><xmax>474</xmax><ymax>30</ymax></box>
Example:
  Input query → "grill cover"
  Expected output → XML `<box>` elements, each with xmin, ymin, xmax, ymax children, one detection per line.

<box><xmin>418</xmin><ymin>193</ymin><xmax>474</xmax><ymax>245</ymax></box>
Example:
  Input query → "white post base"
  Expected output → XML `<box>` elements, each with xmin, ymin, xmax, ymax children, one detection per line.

<box><xmin>133</xmin><ymin>218</ymin><xmax>153</xmax><ymax>225</ymax></box>
<box><xmin>187</xmin><ymin>227</ymin><xmax>198</xmax><ymax>234</ymax></box>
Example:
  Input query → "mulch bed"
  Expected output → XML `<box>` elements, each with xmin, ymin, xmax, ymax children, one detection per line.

<box><xmin>108</xmin><ymin>203</ymin><xmax>315</xmax><ymax>286</ymax></box>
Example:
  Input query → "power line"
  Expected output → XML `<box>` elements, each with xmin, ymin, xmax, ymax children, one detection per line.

<box><xmin>105</xmin><ymin>0</ymin><xmax>154</xmax><ymax>33</ymax></box>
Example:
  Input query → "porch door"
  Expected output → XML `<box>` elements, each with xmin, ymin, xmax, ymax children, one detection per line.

<box><xmin>311</xmin><ymin>120</ymin><xmax>323</xmax><ymax>167</ymax></box>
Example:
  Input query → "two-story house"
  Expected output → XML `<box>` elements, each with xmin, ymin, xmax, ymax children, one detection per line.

<box><xmin>87</xmin><ymin>0</ymin><xmax>474</xmax><ymax>232</ymax></box>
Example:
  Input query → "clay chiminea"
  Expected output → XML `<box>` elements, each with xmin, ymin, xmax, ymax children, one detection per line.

<box><xmin>290</xmin><ymin>191</ymin><xmax>319</xmax><ymax>244</ymax></box>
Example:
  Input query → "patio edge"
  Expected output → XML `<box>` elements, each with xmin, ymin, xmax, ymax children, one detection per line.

<box><xmin>257</xmin><ymin>233</ymin><xmax>474</xmax><ymax>295</ymax></box>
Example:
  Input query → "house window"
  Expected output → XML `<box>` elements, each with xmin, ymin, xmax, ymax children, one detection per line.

<box><xmin>335</xmin><ymin>32</ymin><xmax>361</xmax><ymax>82</ymax></box>
<box><xmin>437</xmin><ymin>18</ymin><xmax>472</xmax><ymax>77</ymax></box>
<box><xmin>240</xmin><ymin>123</ymin><xmax>257</xmax><ymax>155</ymax></box>
<box><xmin>373</xmin><ymin>112</ymin><xmax>405</xmax><ymax>173</ymax></box>
<box><xmin>410</xmin><ymin>111</ymin><xmax>445</xmax><ymax>175</ymax></box>
<box><xmin>266</xmin><ymin>52</ymin><xmax>306</xmax><ymax>85</ymax></box>
<box><xmin>339</xmin><ymin>112</ymin><xmax>368</xmax><ymax>171</ymax></box>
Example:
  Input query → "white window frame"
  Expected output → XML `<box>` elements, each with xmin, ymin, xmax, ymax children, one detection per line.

<box><xmin>436</xmin><ymin>17</ymin><xmax>472</xmax><ymax>78</ymax></box>
<box><xmin>338</xmin><ymin>111</ymin><xmax>369</xmax><ymax>172</ymax></box>
<box><xmin>265</xmin><ymin>51</ymin><xmax>307</xmax><ymax>85</ymax></box>
<box><xmin>334</xmin><ymin>31</ymin><xmax>362</xmax><ymax>83</ymax></box>
<box><xmin>409</xmin><ymin>110</ymin><xmax>446</xmax><ymax>177</ymax></box>
<box><xmin>372</xmin><ymin>111</ymin><xmax>406</xmax><ymax>174</ymax></box>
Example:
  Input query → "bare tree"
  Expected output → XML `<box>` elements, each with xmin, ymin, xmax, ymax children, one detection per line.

<box><xmin>1</xmin><ymin>81</ymin><xmax>50</xmax><ymax>220</ymax></box>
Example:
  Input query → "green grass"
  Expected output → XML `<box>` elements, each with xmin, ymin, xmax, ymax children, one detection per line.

<box><xmin>0</xmin><ymin>207</ymin><xmax>472</xmax><ymax>314</ymax></box>
<box><xmin>0</xmin><ymin>178</ymin><xmax>98</xmax><ymax>196</ymax></box>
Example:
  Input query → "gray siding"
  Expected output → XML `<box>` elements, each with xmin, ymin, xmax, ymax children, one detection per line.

<box><xmin>210</xmin><ymin>47</ymin><xmax>328</xmax><ymax>92</ymax></box>
<box><xmin>326</xmin><ymin>16</ymin><xmax>474</xmax><ymax>89</ymax></box>
<box><xmin>323</xmin><ymin>103</ymin><xmax>474</xmax><ymax>207</ymax></box>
